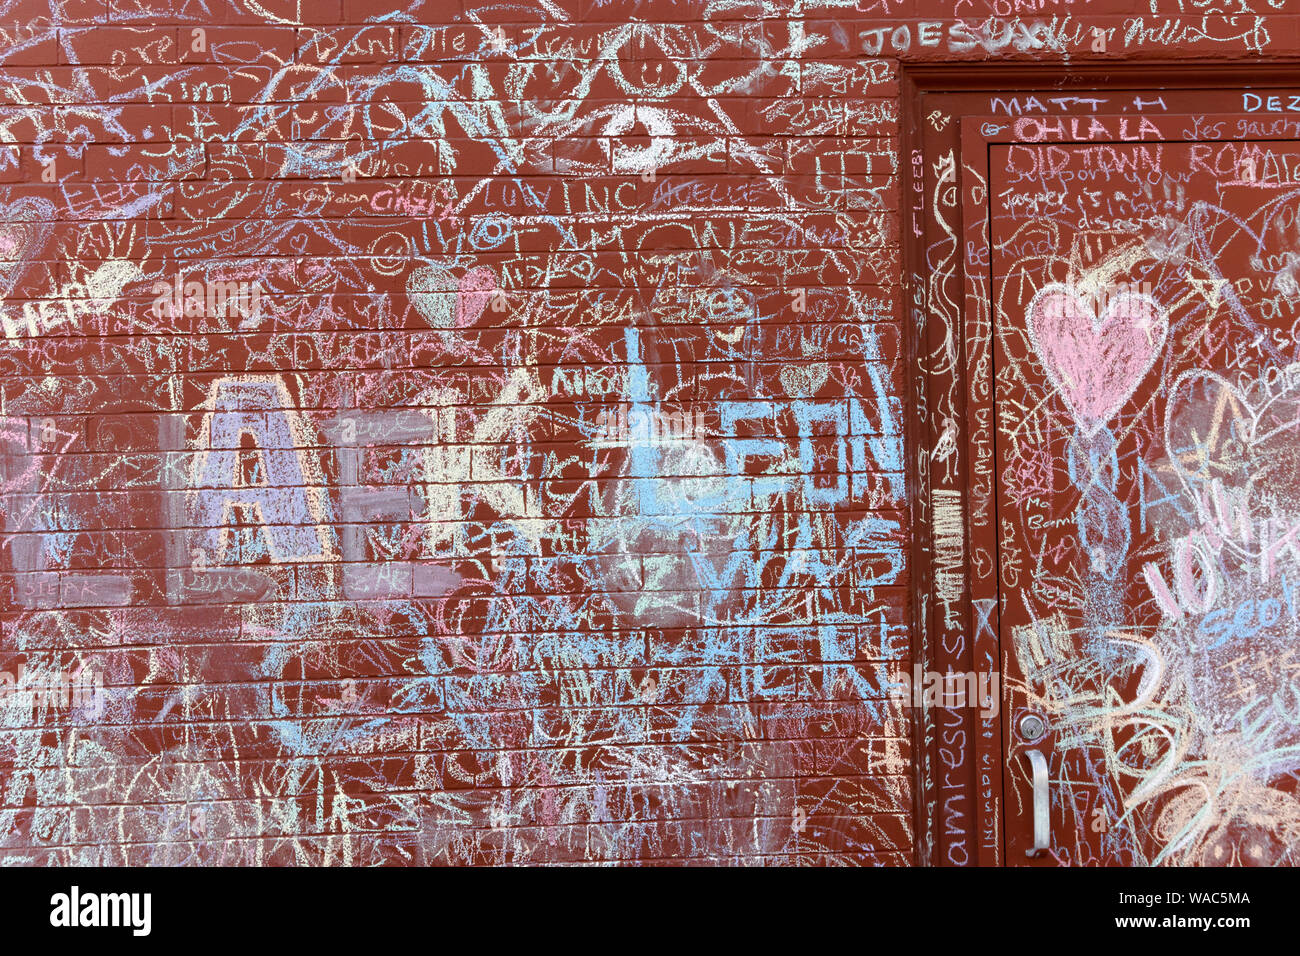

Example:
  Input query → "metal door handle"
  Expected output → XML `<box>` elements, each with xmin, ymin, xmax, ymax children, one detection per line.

<box><xmin>1023</xmin><ymin>748</ymin><xmax>1050</xmax><ymax>857</ymax></box>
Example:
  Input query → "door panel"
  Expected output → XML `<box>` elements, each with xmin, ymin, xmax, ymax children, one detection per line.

<box><xmin>985</xmin><ymin>128</ymin><xmax>1300</xmax><ymax>865</ymax></box>
<box><xmin>910</xmin><ymin>90</ymin><xmax>1300</xmax><ymax>866</ymax></box>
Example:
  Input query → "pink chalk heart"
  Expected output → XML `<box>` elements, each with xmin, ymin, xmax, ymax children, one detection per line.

<box><xmin>1027</xmin><ymin>282</ymin><xmax>1167</xmax><ymax>436</ymax></box>
<box><xmin>455</xmin><ymin>267</ymin><xmax>497</xmax><ymax>328</ymax></box>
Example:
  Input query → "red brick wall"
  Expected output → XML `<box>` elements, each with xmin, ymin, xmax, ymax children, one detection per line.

<box><xmin>0</xmin><ymin>0</ymin><xmax>1291</xmax><ymax>865</ymax></box>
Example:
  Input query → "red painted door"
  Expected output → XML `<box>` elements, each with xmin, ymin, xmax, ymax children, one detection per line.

<box><xmin>984</xmin><ymin>116</ymin><xmax>1300</xmax><ymax>865</ymax></box>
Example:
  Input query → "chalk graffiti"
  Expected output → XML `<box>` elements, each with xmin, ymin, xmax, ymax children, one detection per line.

<box><xmin>0</xmin><ymin>0</ymin><xmax>915</xmax><ymax>866</ymax></box>
<box><xmin>991</xmin><ymin>132</ymin><xmax>1300</xmax><ymax>866</ymax></box>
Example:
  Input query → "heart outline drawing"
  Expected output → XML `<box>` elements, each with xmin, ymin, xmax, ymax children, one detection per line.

<box><xmin>1162</xmin><ymin>366</ymin><xmax>1300</xmax><ymax>528</ymax></box>
<box><xmin>1026</xmin><ymin>281</ymin><xmax>1168</xmax><ymax>437</ymax></box>
<box><xmin>0</xmin><ymin>197</ymin><xmax>55</xmax><ymax>302</ymax></box>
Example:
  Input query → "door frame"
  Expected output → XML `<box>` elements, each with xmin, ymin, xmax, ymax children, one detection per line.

<box><xmin>899</xmin><ymin>60</ymin><xmax>1300</xmax><ymax>866</ymax></box>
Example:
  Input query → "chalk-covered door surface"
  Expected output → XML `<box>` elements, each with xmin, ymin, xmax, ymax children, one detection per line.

<box><xmin>978</xmin><ymin>117</ymin><xmax>1300</xmax><ymax>865</ymax></box>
